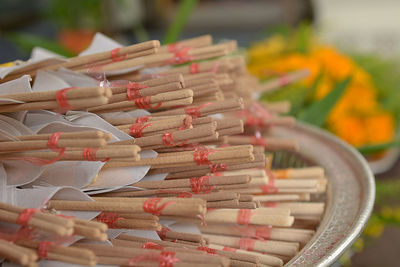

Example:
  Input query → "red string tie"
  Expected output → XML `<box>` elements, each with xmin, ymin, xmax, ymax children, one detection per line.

<box><xmin>209</xmin><ymin>163</ymin><xmax>227</xmax><ymax>173</ymax></box>
<box><xmin>96</xmin><ymin>212</ymin><xmax>123</xmax><ymax>228</ymax></box>
<box><xmin>136</xmin><ymin>116</ymin><xmax>150</xmax><ymax>123</ymax></box>
<box><xmin>250</xmin><ymin>136</ymin><xmax>266</xmax><ymax>148</ymax></box>
<box><xmin>126</xmin><ymin>82</ymin><xmax>148</xmax><ymax>100</ymax></box>
<box><xmin>197</xmin><ymin>246</ymin><xmax>217</xmax><ymax>254</ymax></box>
<box><xmin>237</xmin><ymin>209</ymin><xmax>254</xmax><ymax>225</ymax></box>
<box><xmin>223</xmin><ymin>246</ymin><xmax>237</xmax><ymax>252</ymax></box>
<box><xmin>134</xmin><ymin>96</ymin><xmax>162</xmax><ymax>110</ymax></box>
<box><xmin>238</xmin><ymin>238</ymin><xmax>256</xmax><ymax>251</ymax></box>
<box><xmin>184</xmin><ymin>102</ymin><xmax>212</xmax><ymax>119</ymax></box>
<box><xmin>111</xmin><ymin>47</ymin><xmax>127</xmax><ymax>62</ymax></box>
<box><xmin>129</xmin><ymin>122</ymin><xmax>152</xmax><ymax>138</ymax></box>
<box><xmin>261</xmin><ymin>169</ymin><xmax>279</xmax><ymax>193</ymax></box>
<box><xmin>160</xmin><ymin>251</ymin><xmax>180</xmax><ymax>267</ymax></box>
<box><xmin>193</xmin><ymin>147</ymin><xmax>215</xmax><ymax>166</ymax></box>
<box><xmin>255</xmin><ymin>226</ymin><xmax>272</xmax><ymax>240</ymax></box>
<box><xmin>142</xmin><ymin>242</ymin><xmax>164</xmax><ymax>250</ymax></box>
<box><xmin>17</xmin><ymin>208</ymin><xmax>40</xmax><ymax>226</ymax></box>
<box><xmin>83</xmin><ymin>148</ymin><xmax>109</xmax><ymax>162</ymax></box>
<box><xmin>190</xmin><ymin>176</ymin><xmax>215</xmax><ymax>194</ymax></box>
<box><xmin>279</xmin><ymin>74</ymin><xmax>290</xmax><ymax>86</ymax></box>
<box><xmin>143</xmin><ymin>198</ymin><xmax>176</xmax><ymax>216</ymax></box>
<box><xmin>157</xmin><ymin>226</ymin><xmax>171</xmax><ymax>240</ymax></box>
<box><xmin>56</xmin><ymin>87</ymin><xmax>77</xmax><ymax>111</ymax></box>
<box><xmin>189</xmin><ymin>63</ymin><xmax>199</xmax><ymax>74</ymax></box>
<box><xmin>168</xmin><ymin>47</ymin><xmax>192</xmax><ymax>65</ymax></box>
<box><xmin>168</xmin><ymin>43</ymin><xmax>179</xmax><ymax>53</ymax></box>
<box><xmin>37</xmin><ymin>241</ymin><xmax>52</xmax><ymax>259</ymax></box>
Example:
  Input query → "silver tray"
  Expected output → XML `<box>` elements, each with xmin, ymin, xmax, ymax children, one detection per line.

<box><xmin>269</xmin><ymin>122</ymin><xmax>375</xmax><ymax>267</ymax></box>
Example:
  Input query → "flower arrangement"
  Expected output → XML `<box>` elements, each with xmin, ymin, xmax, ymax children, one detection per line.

<box><xmin>247</xmin><ymin>25</ymin><xmax>400</xmax><ymax>154</ymax></box>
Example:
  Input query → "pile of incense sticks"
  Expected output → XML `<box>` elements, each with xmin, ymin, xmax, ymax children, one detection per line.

<box><xmin>0</xmin><ymin>34</ymin><xmax>325</xmax><ymax>267</ymax></box>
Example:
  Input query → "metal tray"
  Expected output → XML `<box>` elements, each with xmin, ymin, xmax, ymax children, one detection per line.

<box><xmin>269</xmin><ymin>122</ymin><xmax>375</xmax><ymax>267</ymax></box>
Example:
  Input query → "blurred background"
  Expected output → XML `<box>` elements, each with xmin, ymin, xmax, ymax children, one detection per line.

<box><xmin>1</xmin><ymin>0</ymin><xmax>400</xmax><ymax>266</ymax></box>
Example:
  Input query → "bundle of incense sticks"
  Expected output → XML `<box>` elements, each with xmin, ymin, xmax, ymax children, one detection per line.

<box><xmin>0</xmin><ymin>34</ymin><xmax>327</xmax><ymax>267</ymax></box>
<box><xmin>0</xmin><ymin>202</ymin><xmax>107</xmax><ymax>266</ymax></box>
<box><xmin>0</xmin><ymin>130</ymin><xmax>141</xmax><ymax>163</ymax></box>
<box><xmin>0</xmin><ymin>86</ymin><xmax>113</xmax><ymax>113</ymax></box>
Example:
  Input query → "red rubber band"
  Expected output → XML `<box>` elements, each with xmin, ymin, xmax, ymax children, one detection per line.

<box><xmin>96</xmin><ymin>212</ymin><xmax>123</xmax><ymax>228</ymax></box>
<box><xmin>223</xmin><ymin>246</ymin><xmax>237</xmax><ymax>252</ymax></box>
<box><xmin>142</xmin><ymin>242</ymin><xmax>164</xmax><ymax>250</ymax></box>
<box><xmin>111</xmin><ymin>47</ymin><xmax>127</xmax><ymax>62</ymax></box>
<box><xmin>197</xmin><ymin>246</ymin><xmax>217</xmax><ymax>254</ymax></box>
<box><xmin>126</xmin><ymin>82</ymin><xmax>148</xmax><ymax>100</ymax></box>
<box><xmin>190</xmin><ymin>176</ymin><xmax>215</xmax><ymax>194</ymax></box>
<box><xmin>134</xmin><ymin>96</ymin><xmax>162</xmax><ymax>110</ymax></box>
<box><xmin>136</xmin><ymin>116</ymin><xmax>150</xmax><ymax>123</ymax></box>
<box><xmin>143</xmin><ymin>198</ymin><xmax>175</xmax><ymax>216</ymax></box>
<box><xmin>189</xmin><ymin>63</ymin><xmax>199</xmax><ymax>74</ymax></box>
<box><xmin>238</xmin><ymin>238</ymin><xmax>256</xmax><ymax>251</ymax></box>
<box><xmin>184</xmin><ymin>102</ymin><xmax>212</xmax><ymax>119</ymax></box>
<box><xmin>129</xmin><ymin>122</ymin><xmax>152</xmax><ymax>138</ymax></box>
<box><xmin>237</xmin><ymin>209</ymin><xmax>254</xmax><ymax>225</ymax></box>
<box><xmin>17</xmin><ymin>208</ymin><xmax>40</xmax><ymax>226</ymax></box>
<box><xmin>55</xmin><ymin>87</ymin><xmax>77</xmax><ymax>111</ymax></box>
<box><xmin>37</xmin><ymin>241</ymin><xmax>52</xmax><ymax>259</ymax></box>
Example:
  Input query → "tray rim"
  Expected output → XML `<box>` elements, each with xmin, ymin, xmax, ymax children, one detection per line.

<box><xmin>276</xmin><ymin>122</ymin><xmax>375</xmax><ymax>267</ymax></box>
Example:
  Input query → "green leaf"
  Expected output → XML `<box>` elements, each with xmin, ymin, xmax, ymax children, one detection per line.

<box><xmin>163</xmin><ymin>0</ymin><xmax>198</xmax><ymax>44</ymax></box>
<box><xmin>297</xmin><ymin>77</ymin><xmax>351</xmax><ymax>127</ymax></box>
<box><xmin>306</xmin><ymin>70</ymin><xmax>324</xmax><ymax>103</ymax></box>
<box><xmin>357</xmin><ymin>140</ymin><xmax>400</xmax><ymax>154</ymax></box>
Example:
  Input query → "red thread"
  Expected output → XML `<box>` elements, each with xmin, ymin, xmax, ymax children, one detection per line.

<box><xmin>143</xmin><ymin>198</ymin><xmax>175</xmax><ymax>216</ymax></box>
<box><xmin>160</xmin><ymin>251</ymin><xmax>179</xmax><ymax>267</ymax></box>
<box><xmin>184</xmin><ymin>102</ymin><xmax>212</xmax><ymax>119</ymax></box>
<box><xmin>193</xmin><ymin>147</ymin><xmax>215</xmax><ymax>166</ymax></box>
<box><xmin>129</xmin><ymin>122</ymin><xmax>152</xmax><ymax>138</ymax></box>
<box><xmin>136</xmin><ymin>116</ymin><xmax>150</xmax><ymax>123</ymax></box>
<box><xmin>157</xmin><ymin>226</ymin><xmax>171</xmax><ymax>240</ymax></box>
<box><xmin>162</xmin><ymin>132</ymin><xmax>175</xmax><ymax>147</ymax></box>
<box><xmin>190</xmin><ymin>176</ymin><xmax>215</xmax><ymax>194</ymax></box>
<box><xmin>17</xmin><ymin>208</ymin><xmax>39</xmax><ymax>226</ymax></box>
<box><xmin>255</xmin><ymin>226</ymin><xmax>272</xmax><ymax>240</ymax></box>
<box><xmin>96</xmin><ymin>212</ymin><xmax>123</xmax><ymax>228</ymax></box>
<box><xmin>142</xmin><ymin>242</ymin><xmax>163</xmax><ymax>250</ymax></box>
<box><xmin>168</xmin><ymin>43</ymin><xmax>179</xmax><ymax>53</ymax></box>
<box><xmin>279</xmin><ymin>74</ymin><xmax>290</xmax><ymax>86</ymax></box>
<box><xmin>82</xmin><ymin>148</ymin><xmax>110</xmax><ymax>162</ymax></box>
<box><xmin>37</xmin><ymin>241</ymin><xmax>52</xmax><ymax>259</ymax></box>
<box><xmin>263</xmin><ymin>202</ymin><xmax>278</xmax><ymax>207</ymax></box>
<box><xmin>251</xmin><ymin>136</ymin><xmax>266</xmax><ymax>148</ymax></box>
<box><xmin>179</xmin><ymin>116</ymin><xmax>192</xmax><ymax>130</ymax></box>
<box><xmin>189</xmin><ymin>63</ymin><xmax>199</xmax><ymax>74</ymax></box>
<box><xmin>168</xmin><ymin>47</ymin><xmax>192</xmax><ymax>65</ymax></box>
<box><xmin>237</xmin><ymin>209</ymin><xmax>254</xmax><ymax>225</ymax></box>
<box><xmin>134</xmin><ymin>96</ymin><xmax>162</xmax><ymax>110</ymax></box>
<box><xmin>55</xmin><ymin>87</ymin><xmax>77</xmax><ymax>111</ymax></box>
<box><xmin>47</xmin><ymin>132</ymin><xmax>62</xmax><ymax>151</ymax></box>
<box><xmin>197</xmin><ymin>246</ymin><xmax>217</xmax><ymax>254</ymax></box>
<box><xmin>126</xmin><ymin>82</ymin><xmax>148</xmax><ymax>100</ymax></box>
<box><xmin>111</xmin><ymin>47</ymin><xmax>127</xmax><ymax>62</ymax></box>
<box><xmin>238</xmin><ymin>238</ymin><xmax>256</xmax><ymax>251</ymax></box>
<box><xmin>223</xmin><ymin>246</ymin><xmax>237</xmax><ymax>252</ymax></box>
<box><xmin>260</xmin><ymin>173</ymin><xmax>278</xmax><ymax>193</ymax></box>
<box><xmin>209</xmin><ymin>163</ymin><xmax>227</xmax><ymax>173</ymax></box>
